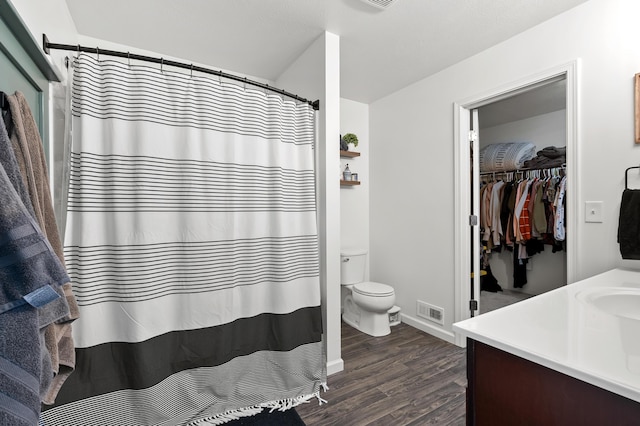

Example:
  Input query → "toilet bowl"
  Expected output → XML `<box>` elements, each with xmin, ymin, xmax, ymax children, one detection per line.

<box><xmin>341</xmin><ymin>249</ymin><xmax>396</xmax><ymax>337</ymax></box>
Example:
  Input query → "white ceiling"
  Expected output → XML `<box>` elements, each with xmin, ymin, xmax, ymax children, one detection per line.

<box><xmin>64</xmin><ymin>0</ymin><xmax>588</xmax><ymax>104</ymax></box>
<box><xmin>479</xmin><ymin>79</ymin><xmax>567</xmax><ymax>129</ymax></box>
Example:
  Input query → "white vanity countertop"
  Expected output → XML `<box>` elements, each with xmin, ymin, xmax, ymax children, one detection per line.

<box><xmin>453</xmin><ymin>268</ymin><xmax>640</xmax><ymax>403</ymax></box>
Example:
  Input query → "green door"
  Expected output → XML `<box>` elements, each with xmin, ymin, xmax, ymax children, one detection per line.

<box><xmin>0</xmin><ymin>0</ymin><xmax>59</xmax><ymax>158</ymax></box>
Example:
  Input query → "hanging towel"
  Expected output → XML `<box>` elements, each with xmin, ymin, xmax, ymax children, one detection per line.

<box><xmin>618</xmin><ymin>189</ymin><xmax>640</xmax><ymax>259</ymax></box>
<box><xmin>0</xmin><ymin>100</ymin><xmax>70</xmax><ymax>327</ymax></box>
<box><xmin>0</xmin><ymin>113</ymin><xmax>31</xmax><ymax>212</ymax></box>
<box><xmin>0</xmin><ymin>131</ymin><xmax>71</xmax><ymax>425</ymax></box>
<box><xmin>6</xmin><ymin>92</ymin><xmax>79</xmax><ymax>404</ymax></box>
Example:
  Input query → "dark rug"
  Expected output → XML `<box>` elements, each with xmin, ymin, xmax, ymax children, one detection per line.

<box><xmin>225</xmin><ymin>408</ymin><xmax>305</xmax><ymax>425</ymax></box>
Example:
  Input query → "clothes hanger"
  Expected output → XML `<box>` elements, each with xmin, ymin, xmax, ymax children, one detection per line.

<box><xmin>0</xmin><ymin>91</ymin><xmax>8</xmax><ymax>110</ymax></box>
<box><xmin>1</xmin><ymin>91</ymin><xmax>14</xmax><ymax>137</ymax></box>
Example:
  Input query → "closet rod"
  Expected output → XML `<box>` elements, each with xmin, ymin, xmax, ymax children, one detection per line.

<box><xmin>479</xmin><ymin>165</ymin><xmax>566</xmax><ymax>178</ymax></box>
<box><xmin>42</xmin><ymin>35</ymin><xmax>320</xmax><ymax>111</ymax></box>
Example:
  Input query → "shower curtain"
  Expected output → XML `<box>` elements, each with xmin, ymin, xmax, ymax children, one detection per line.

<box><xmin>41</xmin><ymin>54</ymin><xmax>325</xmax><ymax>425</ymax></box>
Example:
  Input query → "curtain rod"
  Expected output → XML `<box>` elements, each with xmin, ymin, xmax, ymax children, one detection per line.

<box><xmin>42</xmin><ymin>35</ymin><xmax>320</xmax><ymax>111</ymax></box>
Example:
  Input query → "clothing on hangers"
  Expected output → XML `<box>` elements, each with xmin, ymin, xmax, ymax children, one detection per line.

<box><xmin>478</xmin><ymin>168</ymin><xmax>567</xmax><ymax>288</ymax></box>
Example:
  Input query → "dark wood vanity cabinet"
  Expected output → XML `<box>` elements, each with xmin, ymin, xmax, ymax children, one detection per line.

<box><xmin>466</xmin><ymin>339</ymin><xmax>640</xmax><ymax>425</ymax></box>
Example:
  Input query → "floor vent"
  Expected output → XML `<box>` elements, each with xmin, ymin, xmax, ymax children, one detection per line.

<box><xmin>417</xmin><ymin>300</ymin><xmax>444</xmax><ymax>326</ymax></box>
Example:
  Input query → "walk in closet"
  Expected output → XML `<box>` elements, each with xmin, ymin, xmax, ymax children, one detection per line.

<box><xmin>475</xmin><ymin>78</ymin><xmax>568</xmax><ymax>313</ymax></box>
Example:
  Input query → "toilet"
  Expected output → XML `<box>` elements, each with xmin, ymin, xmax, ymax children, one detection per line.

<box><xmin>341</xmin><ymin>248</ymin><xmax>397</xmax><ymax>337</ymax></box>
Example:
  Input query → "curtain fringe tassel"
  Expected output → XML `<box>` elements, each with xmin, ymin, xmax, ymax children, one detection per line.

<box><xmin>190</xmin><ymin>383</ymin><xmax>328</xmax><ymax>425</ymax></box>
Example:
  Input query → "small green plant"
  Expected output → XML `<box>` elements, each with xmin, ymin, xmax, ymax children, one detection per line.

<box><xmin>342</xmin><ymin>133</ymin><xmax>359</xmax><ymax>148</ymax></box>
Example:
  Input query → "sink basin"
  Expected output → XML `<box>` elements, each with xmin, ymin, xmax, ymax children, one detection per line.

<box><xmin>577</xmin><ymin>286</ymin><xmax>640</xmax><ymax>363</ymax></box>
<box><xmin>576</xmin><ymin>287</ymin><xmax>640</xmax><ymax>321</ymax></box>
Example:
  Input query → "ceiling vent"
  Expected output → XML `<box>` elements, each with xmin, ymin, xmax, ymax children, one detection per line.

<box><xmin>360</xmin><ymin>0</ymin><xmax>397</xmax><ymax>10</ymax></box>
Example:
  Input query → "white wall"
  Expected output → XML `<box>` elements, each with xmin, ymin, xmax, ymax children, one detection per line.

<box><xmin>370</xmin><ymin>0</ymin><xmax>640</xmax><ymax>340</ymax></box>
<box><xmin>340</xmin><ymin>98</ymin><xmax>370</xmax><ymax>315</ymax></box>
<box><xmin>340</xmin><ymin>98</ymin><xmax>370</xmax><ymax>264</ymax></box>
<box><xmin>277</xmin><ymin>32</ymin><xmax>343</xmax><ymax>375</ymax></box>
<box><xmin>480</xmin><ymin>110</ymin><xmax>567</xmax><ymax>295</ymax></box>
<box><xmin>10</xmin><ymin>0</ymin><xmax>78</xmax><ymax>47</ymax></box>
<box><xmin>480</xmin><ymin>110</ymin><xmax>566</xmax><ymax>149</ymax></box>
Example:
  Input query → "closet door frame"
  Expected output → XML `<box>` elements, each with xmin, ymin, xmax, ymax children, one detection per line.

<box><xmin>452</xmin><ymin>60</ymin><xmax>580</xmax><ymax>347</ymax></box>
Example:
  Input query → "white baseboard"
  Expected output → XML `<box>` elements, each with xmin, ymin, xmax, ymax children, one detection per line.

<box><xmin>327</xmin><ymin>358</ymin><xmax>344</xmax><ymax>376</ymax></box>
<box><xmin>400</xmin><ymin>313</ymin><xmax>456</xmax><ymax>344</ymax></box>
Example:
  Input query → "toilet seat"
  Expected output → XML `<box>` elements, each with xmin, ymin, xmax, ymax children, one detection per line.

<box><xmin>353</xmin><ymin>281</ymin><xmax>394</xmax><ymax>297</ymax></box>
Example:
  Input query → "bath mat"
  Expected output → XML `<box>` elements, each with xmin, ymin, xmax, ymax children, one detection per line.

<box><xmin>226</xmin><ymin>408</ymin><xmax>305</xmax><ymax>425</ymax></box>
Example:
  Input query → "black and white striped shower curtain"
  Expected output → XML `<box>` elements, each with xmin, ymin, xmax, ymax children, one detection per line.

<box><xmin>41</xmin><ymin>54</ymin><xmax>325</xmax><ymax>425</ymax></box>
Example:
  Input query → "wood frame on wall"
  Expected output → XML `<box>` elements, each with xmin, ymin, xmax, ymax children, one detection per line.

<box><xmin>635</xmin><ymin>73</ymin><xmax>640</xmax><ymax>143</ymax></box>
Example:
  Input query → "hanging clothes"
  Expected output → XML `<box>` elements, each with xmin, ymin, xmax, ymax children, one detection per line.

<box><xmin>479</xmin><ymin>169</ymin><xmax>567</xmax><ymax>288</ymax></box>
<box><xmin>554</xmin><ymin>176</ymin><xmax>567</xmax><ymax>241</ymax></box>
<box><xmin>490</xmin><ymin>180</ymin><xmax>505</xmax><ymax>246</ymax></box>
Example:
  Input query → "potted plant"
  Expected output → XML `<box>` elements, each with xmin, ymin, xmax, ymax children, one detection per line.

<box><xmin>342</xmin><ymin>133</ymin><xmax>359</xmax><ymax>150</ymax></box>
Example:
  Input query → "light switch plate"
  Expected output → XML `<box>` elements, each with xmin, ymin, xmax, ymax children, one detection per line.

<box><xmin>585</xmin><ymin>201</ymin><xmax>603</xmax><ymax>223</ymax></box>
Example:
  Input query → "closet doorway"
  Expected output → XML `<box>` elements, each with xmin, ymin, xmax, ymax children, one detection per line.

<box><xmin>453</xmin><ymin>61</ymin><xmax>579</xmax><ymax>346</ymax></box>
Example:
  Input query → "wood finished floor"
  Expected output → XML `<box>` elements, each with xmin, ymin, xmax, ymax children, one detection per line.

<box><xmin>297</xmin><ymin>321</ymin><xmax>467</xmax><ymax>425</ymax></box>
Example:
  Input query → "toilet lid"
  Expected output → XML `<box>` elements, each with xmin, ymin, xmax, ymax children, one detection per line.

<box><xmin>353</xmin><ymin>281</ymin><xmax>394</xmax><ymax>297</ymax></box>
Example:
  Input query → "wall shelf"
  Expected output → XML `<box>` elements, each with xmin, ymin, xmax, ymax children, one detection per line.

<box><xmin>340</xmin><ymin>150</ymin><xmax>360</xmax><ymax>158</ymax></box>
<box><xmin>340</xmin><ymin>149</ymin><xmax>361</xmax><ymax>186</ymax></box>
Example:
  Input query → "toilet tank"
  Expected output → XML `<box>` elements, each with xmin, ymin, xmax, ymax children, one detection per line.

<box><xmin>340</xmin><ymin>248</ymin><xmax>368</xmax><ymax>285</ymax></box>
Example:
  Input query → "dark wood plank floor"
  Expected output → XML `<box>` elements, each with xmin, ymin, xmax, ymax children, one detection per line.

<box><xmin>297</xmin><ymin>321</ymin><xmax>467</xmax><ymax>425</ymax></box>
